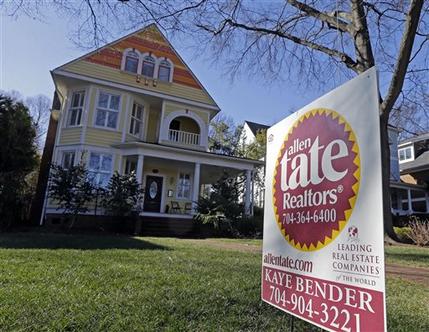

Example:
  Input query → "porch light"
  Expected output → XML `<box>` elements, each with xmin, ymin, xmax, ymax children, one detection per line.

<box><xmin>136</xmin><ymin>75</ymin><xmax>141</xmax><ymax>83</ymax></box>
<box><xmin>153</xmin><ymin>79</ymin><xmax>157</xmax><ymax>87</ymax></box>
<box><xmin>144</xmin><ymin>78</ymin><xmax>149</xmax><ymax>86</ymax></box>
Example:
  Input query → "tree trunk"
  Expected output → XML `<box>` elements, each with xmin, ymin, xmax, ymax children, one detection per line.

<box><xmin>379</xmin><ymin>112</ymin><xmax>399</xmax><ymax>241</ymax></box>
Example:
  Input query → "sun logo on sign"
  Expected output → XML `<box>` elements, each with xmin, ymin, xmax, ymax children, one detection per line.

<box><xmin>272</xmin><ymin>109</ymin><xmax>360</xmax><ymax>251</ymax></box>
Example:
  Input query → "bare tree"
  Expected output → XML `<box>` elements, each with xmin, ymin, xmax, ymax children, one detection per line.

<box><xmin>4</xmin><ymin>0</ymin><xmax>429</xmax><ymax>239</ymax></box>
<box><xmin>26</xmin><ymin>95</ymin><xmax>51</xmax><ymax>149</ymax></box>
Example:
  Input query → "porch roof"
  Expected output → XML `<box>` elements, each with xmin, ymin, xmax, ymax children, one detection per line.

<box><xmin>113</xmin><ymin>141</ymin><xmax>264</xmax><ymax>170</ymax></box>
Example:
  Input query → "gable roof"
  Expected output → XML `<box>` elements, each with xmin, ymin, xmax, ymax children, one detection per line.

<box><xmin>244</xmin><ymin>121</ymin><xmax>270</xmax><ymax>136</ymax></box>
<box><xmin>399</xmin><ymin>132</ymin><xmax>429</xmax><ymax>146</ymax></box>
<box><xmin>53</xmin><ymin>24</ymin><xmax>219</xmax><ymax>111</ymax></box>
<box><xmin>400</xmin><ymin>150</ymin><xmax>429</xmax><ymax>173</ymax></box>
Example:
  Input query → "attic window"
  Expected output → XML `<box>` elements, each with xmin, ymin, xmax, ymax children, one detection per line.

<box><xmin>142</xmin><ymin>56</ymin><xmax>156</xmax><ymax>78</ymax></box>
<box><xmin>124</xmin><ymin>50</ymin><xmax>139</xmax><ymax>73</ymax></box>
<box><xmin>399</xmin><ymin>146</ymin><xmax>413</xmax><ymax>163</ymax></box>
<box><xmin>158</xmin><ymin>59</ymin><xmax>172</xmax><ymax>82</ymax></box>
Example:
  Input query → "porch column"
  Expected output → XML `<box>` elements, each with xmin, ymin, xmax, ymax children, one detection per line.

<box><xmin>407</xmin><ymin>189</ymin><xmax>412</xmax><ymax>214</ymax></box>
<box><xmin>136</xmin><ymin>155</ymin><xmax>144</xmax><ymax>185</ymax></box>
<box><xmin>192</xmin><ymin>162</ymin><xmax>201</xmax><ymax>212</ymax></box>
<box><xmin>117</xmin><ymin>155</ymin><xmax>123</xmax><ymax>175</ymax></box>
<box><xmin>245</xmin><ymin>169</ymin><xmax>252</xmax><ymax>216</ymax></box>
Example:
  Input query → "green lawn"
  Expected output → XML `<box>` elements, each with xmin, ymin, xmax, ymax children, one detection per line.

<box><xmin>385</xmin><ymin>244</ymin><xmax>429</xmax><ymax>268</ymax></box>
<box><xmin>0</xmin><ymin>233</ymin><xmax>427</xmax><ymax>331</ymax></box>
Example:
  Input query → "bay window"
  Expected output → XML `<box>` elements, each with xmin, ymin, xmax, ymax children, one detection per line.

<box><xmin>88</xmin><ymin>152</ymin><xmax>113</xmax><ymax>187</ymax></box>
<box><xmin>67</xmin><ymin>91</ymin><xmax>85</xmax><ymax>126</ymax></box>
<box><xmin>95</xmin><ymin>92</ymin><xmax>120</xmax><ymax>129</ymax></box>
<box><xmin>61</xmin><ymin>151</ymin><xmax>75</xmax><ymax>169</ymax></box>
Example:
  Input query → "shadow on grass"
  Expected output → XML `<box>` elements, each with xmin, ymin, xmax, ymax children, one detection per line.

<box><xmin>0</xmin><ymin>232</ymin><xmax>169</xmax><ymax>250</ymax></box>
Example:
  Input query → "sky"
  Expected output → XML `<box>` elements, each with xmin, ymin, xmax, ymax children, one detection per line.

<box><xmin>1</xmin><ymin>10</ymin><xmax>337</xmax><ymax>126</ymax></box>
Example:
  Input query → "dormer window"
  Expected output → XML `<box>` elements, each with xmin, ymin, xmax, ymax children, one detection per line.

<box><xmin>399</xmin><ymin>146</ymin><xmax>413</xmax><ymax>163</ymax></box>
<box><xmin>124</xmin><ymin>50</ymin><xmax>139</xmax><ymax>73</ymax></box>
<box><xmin>158</xmin><ymin>59</ymin><xmax>172</xmax><ymax>82</ymax></box>
<box><xmin>142</xmin><ymin>55</ymin><xmax>155</xmax><ymax>77</ymax></box>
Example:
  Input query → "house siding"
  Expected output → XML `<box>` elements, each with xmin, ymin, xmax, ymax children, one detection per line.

<box><xmin>61</xmin><ymin>61</ymin><xmax>216</xmax><ymax>106</ymax></box>
<box><xmin>59</xmin><ymin>127</ymin><xmax>81</xmax><ymax>145</ymax></box>
<box><xmin>85</xmin><ymin>127</ymin><xmax>122</xmax><ymax>146</ymax></box>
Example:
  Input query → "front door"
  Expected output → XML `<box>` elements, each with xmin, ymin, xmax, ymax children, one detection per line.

<box><xmin>143</xmin><ymin>175</ymin><xmax>163</xmax><ymax>212</ymax></box>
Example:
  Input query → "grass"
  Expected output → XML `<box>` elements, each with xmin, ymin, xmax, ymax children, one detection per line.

<box><xmin>0</xmin><ymin>233</ymin><xmax>427</xmax><ymax>331</ymax></box>
<box><xmin>385</xmin><ymin>244</ymin><xmax>429</xmax><ymax>268</ymax></box>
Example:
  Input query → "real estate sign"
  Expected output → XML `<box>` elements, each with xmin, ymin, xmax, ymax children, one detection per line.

<box><xmin>262</xmin><ymin>67</ymin><xmax>386</xmax><ymax>332</ymax></box>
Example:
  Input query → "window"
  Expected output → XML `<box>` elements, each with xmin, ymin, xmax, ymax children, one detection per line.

<box><xmin>95</xmin><ymin>92</ymin><xmax>120</xmax><ymax>129</ymax></box>
<box><xmin>67</xmin><ymin>91</ymin><xmax>85</xmax><ymax>126</ymax></box>
<box><xmin>88</xmin><ymin>152</ymin><xmax>112</xmax><ymax>187</ymax></box>
<box><xmin>399</xmin><ymin>146</ymin><xmax>413</xmax><ymax>162</ymax></box>
<box><xmin>177</xmin><ymin>172</ymin><xmax>191</xmax><ymax>199</ymax></box>
<box><xmin>61</xmin><ymin>151</ymin><xmax>75</xmax><ymax>169</ymax></box>
<box><xmin>129</xmin><ymin>103</ymin><xmax>144</xmax><ymax>137</ymax></box>
<box><xmin>125</xmin><ymin>159</ymin><xmax>137</xmax><ymax>175</ymax></box>
<box><xmin>142</xmin><ymin>56</ymin><xmax>155</xmax><ymax>77</ymax></box>
<box><xmin>124</xmin><ymin>50</ymin><xmax>139</xmax><ymax>73</ymax></box>
<box><xmin>158</xmin><ymin>59</ymin><xmax>171</xmax><ymax>82</ymax></box>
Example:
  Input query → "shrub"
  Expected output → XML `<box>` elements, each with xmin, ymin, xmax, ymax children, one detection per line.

<box><xmin>407</xmin><ymin>216</ymin><xmax>429</xmax><ymax>246</ymax></box>
<box><xmin>393</xmin><ymin>226</ymin><xmax>412</xmax><ymax>243</ymax></box>
<box><xmin>49</xmin><ymin>163</ymin><xmax>94</xmax><ymax>229</ymax></box>
<box><xmin>101</xmin><ymin>172</ymin><xmax>143</xmax><ymax>217</ymax></box>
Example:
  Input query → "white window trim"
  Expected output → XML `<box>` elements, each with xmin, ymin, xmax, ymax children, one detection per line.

<box><xmin>93</xmin><ymin>89</ymin><xmax>122</xmax><ymax>131</ymax></box>
<box><xmin>156</xmin><ymin>57</ymin><xmax>174</xmax><ymax>83</ymax></box>
<box><xmin>176</xmin><ymin>170</ymin><xmax>193</xmax><ymax>200</ymax></box>
<box><xmin>398</xmin><ymin>146</ymin><xmax>414</xmax><ymax>163</ymax></box>
<box><xmin>129</xmin><ymin>102</ymin><xmax>145</xmax><ymax>139</ymax></box>
<box><xmin>141</xmin><ymin>52</ymin><xmax>158</xmax><ymax>79</ymax></box>
<box><xmin>121</xmin><ymin>48</ymin><xmax>142</xmax><ymax>74</ymax></box>
<box><xmin>66</xmin><ymin>89</ymin><xmax>86</xmax><ymax>128</ymax></box>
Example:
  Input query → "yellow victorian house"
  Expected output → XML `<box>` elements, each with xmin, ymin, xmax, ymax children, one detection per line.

<box><xmin>32</xmin><ymin>24</ymin><xmax>262</xmax><ymax>234</ymax></box>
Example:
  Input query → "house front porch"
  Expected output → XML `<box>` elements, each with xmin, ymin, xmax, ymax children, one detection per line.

<box><xmin>117</xmin><ymin>141</ymin><xmax>263</xmax><ymax>219</ymax></box>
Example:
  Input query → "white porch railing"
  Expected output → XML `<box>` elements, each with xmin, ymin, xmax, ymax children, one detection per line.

<box><xmin>168</xmin><ymin>129</ymin><xmax>200</xmax><ymax>145</ymax></box>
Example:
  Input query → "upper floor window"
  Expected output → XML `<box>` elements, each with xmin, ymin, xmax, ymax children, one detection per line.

<box><xmin>95</xmin><ymin>92</ymin><xmax>120</xmax><ymax>129</ymax></box>
<box><xmin>177</xmin><ymin>172</ymin><xmax>191</xmax><ymax>199</ymax></box>
<box><xmin>142</xmin><ymin>56</ymin><xmax>155</xmax><ymax>77</ymax></box>
<box><xmin>129</xmin><ymin>102</ymin><xmax>144</xmax><ymax>137</ymax></box>
<box><xmin>67</xmin><ymin>91</ymin><xmax>85</xmax><ymax>126</ymax></box>
<box><xmin>124</xmin><ymin>50</ymin><xmax>139</xmax><ymax>73</ymax></box>
<box><xmin>158</xmin><ymin>59</ymin><xmax>171</xmax><ymax>82</ymax></box>
<box><xmin>399</xmin><ymin>146</ymin><xmax>413</xmax><ymax>162</ymax></box>
<box><xmin>88</xmin><ymin>152</ymin><xmax>112</xmax><ymax>187</ymax></box>
<box><xmin>61</xmin><ymin>151</ymin><xmax>75</xmax><ymax>169</ymax></box>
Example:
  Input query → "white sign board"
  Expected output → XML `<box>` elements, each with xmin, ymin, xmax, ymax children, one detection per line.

<box><xmin>262</xmin><ymin>67</ymin><xmax>386</xmax><ymax>332</ymax></box>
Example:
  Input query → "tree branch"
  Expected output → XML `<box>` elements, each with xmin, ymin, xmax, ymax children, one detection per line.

<box><xmin>197</xmin><ymin>19</ymin><xmax>359</xmax><ymax>72</ymax></box>
<box><xmin>380</xmin><ymin>0</ymin><xmax>425</xmax><ymax>115</ymax></box>
<box><xmin>287</xmin><ymin>0</ymin><xmax>351</xmax><ymax>32</ymax></box>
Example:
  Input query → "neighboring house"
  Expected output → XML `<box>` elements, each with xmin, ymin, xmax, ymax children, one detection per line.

<box><xmin>31</xmin><ymin>24</ymin><xmax>262</xmax><ymax>229</ymax></box>
<box><xmin>389</xmin><ymin>129</ymin><xmax>429</xmax><ymax>216</ymax></box>
<box><xmin>242</xmin><ymin>121</ymin><xmax>270</xmax><ymax>146</ymax></box>
<box><xmin>242</xmin><ymin>121</ymin><xmax>270</xmax><ymax>208</ymax></box>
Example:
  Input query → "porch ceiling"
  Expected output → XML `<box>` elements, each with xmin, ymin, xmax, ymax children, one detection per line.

<box><xmin>115</xmin><ymin>141</ymin><xmax>263</xmax><ymax>170</ymax></box>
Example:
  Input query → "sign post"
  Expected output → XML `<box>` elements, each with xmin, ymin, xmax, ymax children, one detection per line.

<box><xmin>262</xmin><ymin>68</ymin><xmax>386</xmax><ymax>332</ymax></box>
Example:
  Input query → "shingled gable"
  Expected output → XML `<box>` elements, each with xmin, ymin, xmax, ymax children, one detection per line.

<box><xmin>54</xmin><ymin>24</ymin><xmax>219</xmax><ymax>110</ymax></box>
